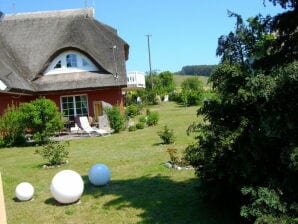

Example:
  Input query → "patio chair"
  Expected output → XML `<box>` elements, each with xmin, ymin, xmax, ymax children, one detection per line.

<box><xmin>75</xmin><ymin>116</ymin><xmax>110</xmax><ymax>136</ymax></box>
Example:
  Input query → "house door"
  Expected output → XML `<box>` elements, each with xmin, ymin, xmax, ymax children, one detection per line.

<box><xmin>93</xmin><ymin>101</ymin><xmax>103</xmax><ymax>119</ymax></box>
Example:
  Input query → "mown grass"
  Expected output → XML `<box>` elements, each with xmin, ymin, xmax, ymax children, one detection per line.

<box><xmin>0</xmin><ymin>102</ymin><xmax>236</xmax><ymax>224</ymax></box>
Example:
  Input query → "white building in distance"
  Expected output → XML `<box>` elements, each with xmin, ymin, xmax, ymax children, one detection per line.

<box><xmin>126</xmin><ymin>71</ymin><xmax>146</xmax><ymax>89</ymax></box>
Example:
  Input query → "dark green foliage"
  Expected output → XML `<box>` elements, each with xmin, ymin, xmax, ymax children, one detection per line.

<box><xmin>181</xmin><ymin>77</ymin><xmax>204</xmax><ymax>91</ymax></box>
<box><xmin>125</xmin><ymin>104</ymin><xmax>143</xmax><ymax>118</ymax></box>
<box><xmin>173</xmin><ymin>77</ymin><xmax>204</xmax><ymax>106</ymax></box>
<box><xmin>35</xmin><ymin>141</ymin><xmax>69</xmax><ymax>166</ymax></box>
<box><xmin>179</xmin><ymin>65</ymin><xmax>217</xmax><ymax>76</ymax></box>
<box><xmin>146</xmin><ymin>111</ymin><xmax>159</xmax><ymax>126</ymax></box>
<box><xmin>0</xmin><ymin>98</ymin><xmax>62</xmax><ymax>146</ymax></box>
<box><xmin>185</xmin><ymin>5</ymin><xmax>298</xmax><ymax>223</ymax></box>
<box><xmin>20</xmin><ymin>98</ymin><xmax>63</xmax><ymax>143</ymax></box>
<box><xmin>239</xmin><ymin>186</ymin><xmax>298</xmax><ymax>223</ymax></box>
<box><xmin>136</xmin><ymin>122</ymin><xmax>145</xmax><ymax>129</ymax></box>
<box><xmin>158</xmin><ymin>71</ymin><xmax>176</xmax><ymax>94</ymax></box>
<box><xmin>124</xmin><ymin>91</ymin><xmax>139</xmax><ymax>106</ymax></box>
<box><xmin>158</xmin><ymin>125</ymin><xmax>175</xmax><ymax>144</ymax></box>
<box><xmin>105</xmin><ymin>106</ymin><xmax>125</xmax><ymax>133</ymax></box>
<box><xmin>268</xmin><ymin>0</ymin><xmax>297</xmax><ymax>8</ymax></box>
<box><xmin>0</xmin><ymin>104</ymin><xmax>26</xmax><ymax>147</ymax></box>
<box><xmin>146</xmin><ymin>71</ymin><xmax>176</xmax><ymax>95</ymax></box>
<box><xmin>139</xmin><ymin>71</ymin><xmax>176</xmax><ymax>105</ymax></box>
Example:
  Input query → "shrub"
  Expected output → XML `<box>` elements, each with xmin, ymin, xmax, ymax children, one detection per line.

<box><xmin>125</xmin><ymin>104</ymin><xmax>143</xmax><ymax>118</ymax></box>
<box><xmin>136</xmin><ymin>122</ymin><xmax>145</xmax><ymax>129</ymax></box>
<box><xmin>167</xmin><ymin>147</ymin><xmax>189</xmax><ymax>167</ymax></box>
<box><xmin>138</xmin><ymin>116</ymin><xmax>147</xmax><ymax>124</ymax></box>
<box><xmin>147</xmin><ymin>111</ymin><xmax>159</xmax><ymax>126</ymax></box>
<box><xmin>167</xmin><ymin>147</ymin><xmax>179</xmax><ymax>164</ymax></box>
<box><xmin>20</xmin><ymin>98</ymin><xmax>63</xmax><ymax>143</ymax></box>
<box><xmin>174</xmin><ymin>90</ymin><xmax>203</xmax><ymax>106</ymax></box>
<box><xmin>128</xmin><ymin>125</ymin><xmax>137</xmax><ymax>132</ymax></box>
<box><xmin>158</xmin><ymin>125</ymin><xmax>175</xmax><ymax>144</ymax></box>
<box><xmin>35</xmin><ymin>141</ymin><xmax>69</xmax><ymax>166</ymax></box>
<box><xmin>105</xmin><ymin>106</ymin><xmax>125</xmax><ymax>133</ymax></box>
<box><xmin>0</xmin><ymin>104</ymin><xmax>26</xmax><ymax>147</ymax></box>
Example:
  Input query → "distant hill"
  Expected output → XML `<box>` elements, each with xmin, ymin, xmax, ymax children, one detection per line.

<box><xmin>176</xmin><ymin>65</ymin><xmax>217</xmax><ymax>76</ymax></box>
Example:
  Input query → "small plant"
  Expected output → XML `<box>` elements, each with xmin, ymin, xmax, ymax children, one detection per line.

<box><xmin>35</xmin><ymin>140</ymin><xmax>69</xmax><ymax>166</ymax></box>
<box><xmin>147</xmin><ymin>111</ymin><xmax>159</xmax><ymax>126</ymax></box>
<box><xmin>125</xmin><ymin>104</ymin><xmax>143</xmax><ymax>118</ymax></box>
<box><xmin>136</xmin><ymin>122</ymin><xmax>145</xmax><ymax>129</ymax></box>
<box><xmin>167</xmin><ymin>147</ymin><xmax>179</xmax><ymax>165</ymax></box>
<box><xmin>138</xmin><ymin>116</ymin><xmax>147</xmax><ymax>124</ymax></box>
<box><xmin>158</xmin><ymin>125</ymin><xmax>175</xmax><ymax>144</ymax></box>
<box><xmin>166</xmin><ymin>147</ymin><xmax>189</xmax><ymax>167</ymax></box>
<box><xmin>128</xmin><ymin>125</ymin><xmax>137</xmax><ymax>132</ymax></box>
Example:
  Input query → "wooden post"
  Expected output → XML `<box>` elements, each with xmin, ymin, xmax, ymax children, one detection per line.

<box><xmin>0</xmin><ymin>173</ymin><xmax>7</xmax><ymax>224</ymax></box>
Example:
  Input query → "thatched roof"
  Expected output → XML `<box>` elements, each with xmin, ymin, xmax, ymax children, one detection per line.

<box><xmin>0</xmin><ymin>8</ymin><xmax>129</xmax><ymax>93</ymax></box>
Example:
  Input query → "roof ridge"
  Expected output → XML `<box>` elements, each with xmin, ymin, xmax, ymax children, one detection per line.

<box><xmin>3</xmin><ymin>8</ymin><xmax>94</xmax><ymax>21</ymax></box>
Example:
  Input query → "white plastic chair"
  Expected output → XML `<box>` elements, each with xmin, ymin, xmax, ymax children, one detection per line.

<box><xmin>75</xmin><ymin>116</ymin><xmax>109</xmax><ymax>136</ymax></box>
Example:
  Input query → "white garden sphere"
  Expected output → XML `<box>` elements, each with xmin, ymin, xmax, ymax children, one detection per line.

<box><xmin>50</xmin><ymin>170</ymin><xmax>84</xmax><ymax>204</ymax></box>
<box><xmin>88</xmin><ymin>164</ymin><xmax>111</xmax><ymax>186</ymax></box>
<box><xmin>15</xmin><ymin>182</ymin><xmax>34</xmax><ymax>201</ymax></box>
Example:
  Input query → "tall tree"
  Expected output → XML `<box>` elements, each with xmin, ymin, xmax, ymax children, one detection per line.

<box><xmin>254</xmin><ymin>0</ymin><xmax>298</xmax><ymax>69</ymax></box>
<box><xmin>185</xmin><ymin>1</ymin><xmax>298</xmax><ymax>223</ymax></box>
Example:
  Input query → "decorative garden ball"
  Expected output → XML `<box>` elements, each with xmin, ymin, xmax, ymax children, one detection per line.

<box><xmin>15</xmin><ymin>182</ymin><xmax>34</xmax><ymax>201</ymax></box>
<box><xmin>88</xmin><ymin>164</ymin><xmax>111</xmax><ymax>186</ymax></box>
<box><xmin>50</xmin><ymin>170</ymin><xmax>84</xmax><ymax>204</ymax></box>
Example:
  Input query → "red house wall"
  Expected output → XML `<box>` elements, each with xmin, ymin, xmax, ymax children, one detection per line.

<box><xmin>0</xmin><ymin>88</ymin><xmax>124</xmax><ymax>117</ymax></box>
<box><xmin>0</xmin><ymin>93</ymin><xmax>34</xmax><ymax>115</ymax></box>
<box><xmin>41</xmin><ymin>87</ymin><xmax>124</xmax><ymax>117</ymax></box>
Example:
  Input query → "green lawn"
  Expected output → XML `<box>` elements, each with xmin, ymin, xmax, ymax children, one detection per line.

<box><xmin>0</xmin><ymin>102</ymin><xmax>236</xmax><ymax>224</ymax></box>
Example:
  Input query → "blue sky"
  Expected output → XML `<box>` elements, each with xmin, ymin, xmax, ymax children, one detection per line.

<box><xmin>0</xmin><ymin>0</ymin><xmax>284</xmax><ymax>73</ymax></box>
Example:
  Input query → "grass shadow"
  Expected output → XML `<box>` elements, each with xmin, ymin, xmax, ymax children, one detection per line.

<box><xmin>44</xmin><ymin>197</ymin><xmax>82</xmax><ymax>206</ymax></box>
<box><xmin>13</xmin><ymin>197</ymin><xmax>34</xmax><ymax>203</ymax></box>
<box><xmin>82</xmin><ymin>175</ymin><xmax>239</xmax><ymax>224</ymax></box>
<box><xmin>152</xmin><ymin>142</ymin><xmax>164</xmax><ymax>146</ymax></box>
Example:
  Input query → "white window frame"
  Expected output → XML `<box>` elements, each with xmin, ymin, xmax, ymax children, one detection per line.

<box><xmin>60</xmin><ymin>94</ymin><xmax>89</xmax><ymax>120</ymax></box>
<box><xmin>44</xmin><ymin>50</ymin><xmax>98</xmax><ymax>75</ymax></box>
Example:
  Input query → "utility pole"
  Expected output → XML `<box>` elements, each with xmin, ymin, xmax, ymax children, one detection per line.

<box><xmin>146</xmin><ymin>34</ymin><xmax>153</xmax><ymax>89</ymax></box>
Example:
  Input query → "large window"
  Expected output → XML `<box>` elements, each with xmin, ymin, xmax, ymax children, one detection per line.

<box><xmin>44</xmin><ymin>50</ymin><xmax>99</xmax><ymax>75</ymax></box>
<box><xmin>61</xmin><ymin>95</ymin><xmax>88</xmax><ymax>121</ymax></box>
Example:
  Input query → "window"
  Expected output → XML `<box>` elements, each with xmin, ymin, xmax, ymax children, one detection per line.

<box><xmin>82</xmin><ymin>58</ymin><xmax>90</xmax><ymax>67</ymax></box>
<box><xmin>61</xmin><ymin>95</ymin><xmax>88</xmax><ymax>121</ymax></box>
<box><xmin>45</xmin><ymin>50</ymin><xmax>99</xmax><ymax>75</ymax></box>
<box><xmin>54</xmin><ymin>60</ymin><xmax>61</xmax><ymax>69</ymax></box>
<box><xmin>66</xmin><ymin>54</ymin><xmax>77</xmax><ymax>67</ymax></box>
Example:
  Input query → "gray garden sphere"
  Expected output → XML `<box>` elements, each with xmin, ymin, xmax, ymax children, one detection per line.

<box><xmin>88</xmin><ymin>164</ymin><xmax>111</xmax><ymax>186</ymax></box>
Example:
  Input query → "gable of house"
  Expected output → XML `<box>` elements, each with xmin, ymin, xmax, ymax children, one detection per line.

<box><xmin>0</xmin><ymin>8</ymin><xmax>129</xmax><ymax>119</ymax></box>
<box><xmin>0</xmin><ymin>8</ymin><xmax>129</xmax><ymax>94</ymax></box>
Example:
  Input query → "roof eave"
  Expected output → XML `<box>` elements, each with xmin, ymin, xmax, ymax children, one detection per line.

<box><xmin>36</xmin><ymin>85</ymin><xmax>127</xmax><ymax>94</ymax></box>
